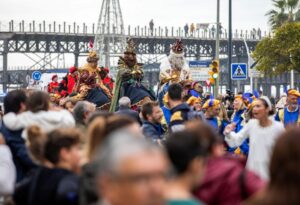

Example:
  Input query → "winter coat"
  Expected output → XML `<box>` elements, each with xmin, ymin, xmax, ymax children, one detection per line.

<box><xmin>194</xmin><ymin>156</ymin><xmax>265</xmax><ymax>205</ymax></box>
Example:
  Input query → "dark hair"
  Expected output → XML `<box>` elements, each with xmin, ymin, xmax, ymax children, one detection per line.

<box><xmin>86</xmin><ymin>115</ymin><xmax>137</xmax><ymax>160</ymax></box>
<box><xmin>257</xmin><ymin>98</ymin><xmax>275</xmax><ymax>116</ymax></box>
<box><xmin>185</xmin><ymin>120</ymin><xmax>223</xmax><ymax>154</ymax></box>
<box><xmin>165</xmin><ymin>130</ymin><xmax>207</xmax><ymax>175</ymax></box>
<box><xmin>87</xmin><ymin>110</ymin><xmax>113</xmax><ymax>124</ymax></box>
<box><xmin>247</xmin><ymin>128</ymin><xmax>300</xmax><ymax>205</ymax></box>
<box><xmin>168</xmin><ymin>83</ymin><xmax>183</xmax><ymax>101</ymax></box>
<box><xmin>141</xmin><ymin>101</ymin><xmax>159</xmax><ymax>120</ymax></box>
<box><xmin>44</xmin><ymin>128</ymin><xmax>81</xmax><ymax>164</ymax></box>
<box><xmin>26</xmin><ymin>91</ymin><xmax>50</xmax><ymax>113</ymax></box>
<box><xmin>4</xmin><ymin>89</ymin><xmax>27</xmax><ymax>114</ymax></box>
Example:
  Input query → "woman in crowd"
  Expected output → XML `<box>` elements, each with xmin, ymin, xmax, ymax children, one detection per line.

<box><xmin>2</xmin><ymin>91</ymin><xmax>75</xmax><ymax>137</ymax></box>
<box><xmin>80</xmin><ymin>115</ymin><xmax>141</xmax><ymax>205</ymax></box>
<box><xmin>187</xmin><ymin>120</ymin><xmax>265</xmax><ymax>205</ymax></box>
<box><xmin>224</xmin><ymin>96</ymin><xmax>284</xmax><ymax>180</ymax></box>
<box><xmin>228</xmin><ymin>95</ymin><xmax>249</xmax><ymax>156</ymax></box>
<box><xmin>246</xmin><ymin>128</ymin><xmax>300</xmax><ymax>205</ymax></box>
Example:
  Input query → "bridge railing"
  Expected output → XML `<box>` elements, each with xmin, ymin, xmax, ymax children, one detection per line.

<box><xmin>0</xmin><ymin>20</ymin><xmax>270</xmax><ymax>40</ymax></box>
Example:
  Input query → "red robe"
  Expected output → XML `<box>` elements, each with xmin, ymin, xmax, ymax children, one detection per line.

<box><xmin>103</xmin><ymin>76</ymin><xmax>114</xmax><ymax>91</ymax></box>
<box><xmin>47</xmin><ymin>82</ymin><xmax>59</xmax><ymax>93</ymax></box>
<box><xmin>67</xmin><ymin>74</ymin><xmax>76</xmax><ymax>94</ymax></box>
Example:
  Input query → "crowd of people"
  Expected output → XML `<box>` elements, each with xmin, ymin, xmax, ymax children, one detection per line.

<box><xmin>1</xmin><ymin>38</ymin><xmax>300</xmax><ymax>205</ymax></box>
<box><xmin>0</xmin><ymin>84</ymin><xmax>299</xmax><ymax>205</ymax></box>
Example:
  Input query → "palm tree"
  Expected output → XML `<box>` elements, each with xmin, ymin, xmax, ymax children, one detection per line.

<box><xmin>266</xmin><ymin>0</ymin><xmax>300</xmax><ymax>30</ymax></box>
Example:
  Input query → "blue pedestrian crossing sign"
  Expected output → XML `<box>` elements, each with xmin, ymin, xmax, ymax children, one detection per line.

<box><xmin>231</xmin><ymin>63</ymin><xmax>247</xmax><ymax>80</ymax></box>
<box><xmin>32</xmin><ymin>71</ymin><xmax>42</xmax><ymax>81</ymax></box>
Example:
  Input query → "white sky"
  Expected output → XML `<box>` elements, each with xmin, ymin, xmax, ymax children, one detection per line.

<box><xmin>0</xmin><ymin>0</ymin><xmax>274</xmax><ymax>67</ymax></box>
<box><xmin>0</xmin><ymin>0</ymin><xmax>273</xmax><ymax>31</ymax></box>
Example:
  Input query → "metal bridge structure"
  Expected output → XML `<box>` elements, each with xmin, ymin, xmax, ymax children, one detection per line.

<box><xmin>0</xmin><ymin>20</ymin><xmax>298</xmax><ymax>95</ymax></box>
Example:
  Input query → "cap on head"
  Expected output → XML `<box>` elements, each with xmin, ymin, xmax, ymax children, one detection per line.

<box><xmin>52</xmin><ymin>74</ymin><xmax>58</xmax><ymax>81</ymax></box>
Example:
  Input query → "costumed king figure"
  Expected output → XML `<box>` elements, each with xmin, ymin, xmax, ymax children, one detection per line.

<box><xmin>158</xmin><ymin>39</ymin><xmax>191</xmax><ymax>106</ymax></box>
<box><xmin>72</xmin><ymin>51</ymin><xmax>112</xmax><ymax>109</ymax></box>
<box><xmin>110</xmin><ymin>39</ymin><xmax>156</xmax><ymax>112</ymax></box>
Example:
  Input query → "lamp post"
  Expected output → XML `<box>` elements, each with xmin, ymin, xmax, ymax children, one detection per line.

<box><xmin>214</xmin><ymin>0</ymin><xmax>220</xmax><ymax>96</ymax></box>
<box><xmin>228</xmin><ymin>0</ymin><xmax>232</xmax><ymax>91</ymax></box>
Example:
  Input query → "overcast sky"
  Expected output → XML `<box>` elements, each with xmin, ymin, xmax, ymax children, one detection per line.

<box><xmin>0</xmin><ymin>0</ymin><xmax>273</xmax><ymax>31</ymax></box>
<box><xmin>0</xmin><ymin>0</ymin><xmax>274</xmax><ymax>67</ymax></box>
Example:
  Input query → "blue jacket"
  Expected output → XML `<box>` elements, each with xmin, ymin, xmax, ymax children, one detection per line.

<box><xmin>229</xmin><ymin>109</ymin><xmax>249</xmax><ymax>155</ymax></box>
<box><xmin>1</xmin><ymin>122</ymin><xmax>37</xmax><ymax>182</ymax></box>
<box><xmin>161</xmin><ymin>106</ymin><xmax>171</xmax><ymax>125</ymax></box>
<box><xmin>142</xmin><ymin>121</ymin><xmax>165</xmax><ymax>143</ymax></box>
<box><xmin>169</xmin><ymin>103</ymin><xmax>191</xmax><ymax>132</ymax></box>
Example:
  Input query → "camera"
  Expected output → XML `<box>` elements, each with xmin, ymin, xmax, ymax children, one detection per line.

<box><xmin>225</xmin><ymin>89</ymin><xmax>235</xmax><ymax>103</ymax></box>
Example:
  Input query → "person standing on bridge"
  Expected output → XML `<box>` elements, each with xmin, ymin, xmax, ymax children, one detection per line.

<box><xmin>149</xmin><ymin>19</ymin><xmax>154</xmax><ymax>36</ymax></box>
<box><xmin>184</xmin><ymin>23</ymin><xmax>189</xmax><ymax>37</ymax></box>
<box><xmin>190</xmin><ymin>23</ymin><xmax>195</xmax><ymax>37</ymax></box>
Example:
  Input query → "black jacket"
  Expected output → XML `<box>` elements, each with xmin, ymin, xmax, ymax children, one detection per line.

<box><xmin>1</xmin><ymin>122</ymin><xmax>37</xmax><ymax>182</ymax></box>
<box><xmin>14</xmin><ymin>167</ymin><xmax>79</xmax><ymax>205</ymax></box>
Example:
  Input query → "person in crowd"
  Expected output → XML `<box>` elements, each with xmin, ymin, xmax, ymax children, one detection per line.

<box><xmin>186</xmin><ymin>96</ymin><xmax>202</xmax><ymax>112</ymax></box>
<box><xmin>14</xmin><ymin>128</ymin><xmax>81</xmax><ymax>205</ymax></box>
<box><xmin>80</xmin><ymin>115</ymin><xmax>141</xmax><ymax>205</ymax></box>
<box><xmin>164</xmin><ymin>130</ymin><xmax>207</xmax><ymax>205</ymax></box>
<box><xmin>228</xmin><ymin>95</ymin><xmax>249</xmax><ymax>156</ymax></box>
<box><xmin>168</xmin><ymin>83</ymin><xmax>198</xmax><ymax>132</ymax></box>
<box><xmin>2</xmin><ymin>91</ymin><xmax>75</xmax><ymax>138</ymax></box>
<box><xmin>115</xmin><ymin>96</ymin><xmax>142</xmax><ymax>125</ymax></box>
<box><xmin>95</xmin><ymin>132</ymin><xmax>169</xmax><ymax>205</ymax></box>
<box><xmin>275</xmin><ymin>92</ymin><xmax>287</xmax><ymax>110</ymax></box>
<box><xmin>275</xmin><ymin>89</ymin><xmax>300</xmax><ymax>127</ymax></box>
<box><xmin>99</xmin><ymin>67</ymin><xmax>114</xmax><ymax>92</ymax></box>
<box><xmin>186</xmin><ymin>120</ymin><xmax>265</xmax><ymax>205</ymax></box>
<box><xmin>246</xmin><ymin>128</ymin><xmax>300</xmax><ymax>205</ymax></box>
<box><xmin>73</xmin><ymin>101</ymin><xmax>96</xmax><ymax>133</ymax></box>
<box><xmin>161</xmin><ymin>93</ymin><xmax>172</xmax><ymax>128</ymax></box>
<box><xmin>67</xmin><ymin>66</ymin><xmax>78</xmax><ymax>95</ymax></box>
<box><xmin>224</xmin><ymin>96</ymin><xmax>285</xmax><ymax>180</ymax></box>
<box><xmin>0</xmin><ymin>134</ymin><xmax>16</xmax><ymax>196</ymax></box>
<box><xmin>1</xmin><ymin>89</ymin><xmax>37</xmax><ymax>182</ymax></box>
<box><xmin>141</xmin><ymin>101</ymin><xmax>165</xmax><ymax>144</ymax></box>
<box><xmin>47</xmin><ymin>74</ymin><xmax>59</xmax><ymax>94</ymax></box>
<box><xmin>202</xmin><ymin>98</ymin><xmax>227</xmax><ymax>134</ymax></box>
<box><xmin>188</xmin><ymin>81</ymin><xmax>204</xmax><ymax>100</ymax></box>
<box><xmin>63</xmin><ymin>98</ymin><xmax>77</xmax><ymax>113</ymax></box>
<box><xmin>25</xmin><ymin>125</ymin><xmax>48</xmax><ymax>165</ymax></box>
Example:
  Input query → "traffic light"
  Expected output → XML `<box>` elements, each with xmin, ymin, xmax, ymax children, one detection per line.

<box><xmin>208</xmin><ymin>60</ymin><xmax>219</xmax><ymax>84</ymax></box>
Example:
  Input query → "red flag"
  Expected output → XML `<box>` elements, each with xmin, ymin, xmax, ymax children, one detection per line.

<box><xmin>89</xmin><ymin>39</ymin><xmax>94</xmax><ymax>49</ymax></box>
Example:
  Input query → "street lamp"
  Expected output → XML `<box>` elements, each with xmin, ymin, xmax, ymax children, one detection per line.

<box><xmin>228</xmin><ymin>0</ymin><xmax>232</xmax><ymax>91</ymax></box>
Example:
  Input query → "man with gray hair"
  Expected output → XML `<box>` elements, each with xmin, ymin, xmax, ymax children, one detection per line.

<box><xmin>73</xmin><ymin>101</ymin><xmax>96</xmax><ymax>133</ymax></box>
<box><xmin>115</xmin><ymin>96</ymin><xmax>142</xmax><ymax>125</ymax></box>
<box><xmin>96</xmin><ymin>132</ymin><xmax>169</xmax><ymax>205</ymax></box>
